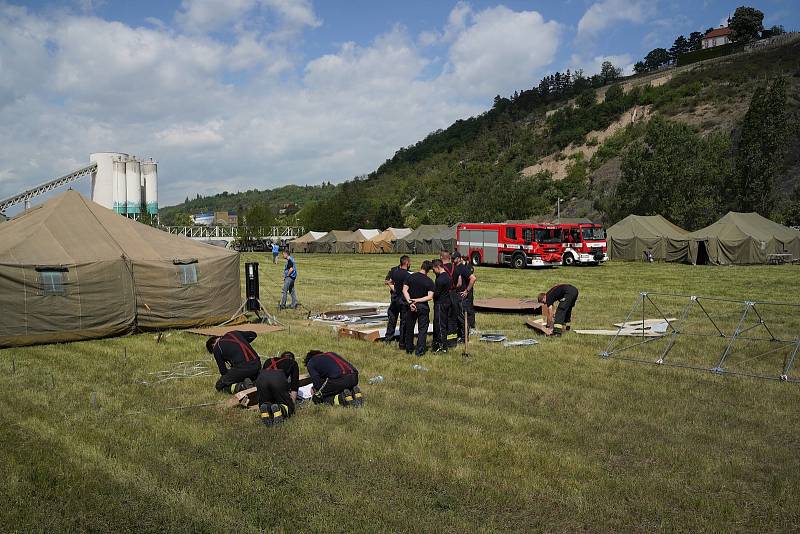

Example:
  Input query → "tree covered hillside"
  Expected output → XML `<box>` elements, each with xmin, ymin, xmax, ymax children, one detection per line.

<box><xmin>162</xmin><ymin>35</ymin><xmax>800</xmax><ymax>231</ymax></box>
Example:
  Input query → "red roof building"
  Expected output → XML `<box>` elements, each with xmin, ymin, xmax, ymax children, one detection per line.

<box><xmin>702</xmin><ymin>27</ymin><xmax>733</xmax><ymax>49</ymax></box>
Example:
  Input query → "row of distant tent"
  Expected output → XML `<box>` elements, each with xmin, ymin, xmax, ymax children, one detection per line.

<box><xmin>607</xmin><ymin>212</ymin><xmax>800</xmax><ymax>265</ymax></box>
<box><xmin>290</xmin><ymin>225</ymin><xmax>457</xmax><ymax>254</ymax></box>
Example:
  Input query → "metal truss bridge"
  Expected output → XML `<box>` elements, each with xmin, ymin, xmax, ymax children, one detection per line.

<box><xmin>164</xmin><ymin>225</ymin><xmax>305</xmax><ymax>244</ymax></box>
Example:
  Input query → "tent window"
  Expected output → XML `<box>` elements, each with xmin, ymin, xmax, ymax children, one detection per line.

<box><xmin>37</xmin><ymin>268</ymin><xmax>67</xmax><ymax>296</ymax></box>
<box><xmin>505</xmin><ymin>227</ymin><xmax>517</xmax><ymax>240</ymax></box>
<box><xmin>178</xmin><ymin>264</ymin><xmax>199</xmax><ymax>285</ymax></box>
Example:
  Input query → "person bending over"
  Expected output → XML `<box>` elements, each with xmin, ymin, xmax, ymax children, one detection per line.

<box><xmin>304</xmin><ymin>350</ymin><xmax>363</xmax><ymax>407</ymax></box>
<box><xmin>207</xmin><ymin>330</ymin><xmax>262</xmax><ymax>393</ymax></box>
<box><xmin>537</xmin><ymin>284</ymin><xmax>579</xmax><ymax>336</ymax></box>
<box><xmin>256</xmin><ymin>351</ymin><xmax>300</xmax><ymax>426</ymax></box>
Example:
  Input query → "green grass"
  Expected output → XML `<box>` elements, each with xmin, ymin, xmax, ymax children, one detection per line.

<box><xmin>2</xmin><ymin>255</ymin><xmax>800</xmax><ymax>532</ymax></box>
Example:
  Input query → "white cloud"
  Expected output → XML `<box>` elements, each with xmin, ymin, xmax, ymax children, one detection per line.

<box><xmin>569</xmin><ymin>53</ymin><xmax>634</xmax><ymax>76</ymax></box>
<box><xmin>0</xmin><ymin>2</ymin><xmax>560</xmax><ymax>209</ymax></box>
<box><xmin>577</xmin><ymin>0</ymin><xmax>653</xmax><ymax>39</ymax></box>
<box><xmin>445</xmin><ymin>6</ymin><xmax>561</xmax><ymax>97</ymax></box>
<box><xmin>176</xmin><ymin>0</ymin><xmax>257</xmax><ymax>34</ymax></box>
<box><xmin>262</xmin><ymin>0</ymin><xmax>321</xmax><ymax>32</ymax></box>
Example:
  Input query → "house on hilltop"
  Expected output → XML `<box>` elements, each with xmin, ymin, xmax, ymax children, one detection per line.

<box><xmin>702</xmin><ymin>26</ymin><xmax>733</xmax><ymax>49</ymax></box>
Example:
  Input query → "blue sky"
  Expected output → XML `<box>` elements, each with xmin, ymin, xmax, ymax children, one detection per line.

<box><xmin>1</xmin><ymin>1</ymin><xmax>797</xmax><ymax>212</ymax></box>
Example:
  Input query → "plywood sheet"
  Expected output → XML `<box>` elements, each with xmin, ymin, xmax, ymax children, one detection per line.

<box><xmin>187</xmin><ymin>324</ymin><xmax>285</xmax><ymax>336</ymax></box>
<box><xmin>613</xmin><ymin>318</ymin><xmax>676</xmax><ymax>328</ymax></box>
<box><xmin>475</xmin><ymin>297</ymin><xmax>543</xmax><ymax>313</ymax></box>
<box><xmin>525</xmin><ymin>317</ymin><xmax>549</xmax><ymax>334</ymax></box>
<box><xmin>337</xmin><ymin>327</ymin><xmax>381</xmax><ymax>342</ymax></box>
<box><xmin>575</xmin><ymin>329</ymin><xmax>662</xmax><ymax>337</ymax></box>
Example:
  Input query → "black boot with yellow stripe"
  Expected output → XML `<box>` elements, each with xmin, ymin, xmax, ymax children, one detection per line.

<box><xmin>552</xmin><ymin>323</ymin><xmax>563</xmax><ymax>337</ymax></box>
<box><xmin>351</xmin><ymin>386</ymin><xmax>364</xmax><ymax>407</ymax></box>
<box><xmin>260</xmin><ymin>403</ymin><xmax>288</xmax><ymax>427</ymax></box>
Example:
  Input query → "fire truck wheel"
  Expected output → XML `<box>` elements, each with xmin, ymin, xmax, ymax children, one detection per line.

<box><xmin>512</xmin><ymin>253</ymin><xmax>526</xmax><ymax>269</ymax></box>
<box><xmin>470</xmin><ymin>252</ymin><xmax>481</xmax><ymax>266</ymax></box>
<box><xmin>562</xmin><ymin>253</ymin><xmax>575</xmax><ymax>266</ymax></box>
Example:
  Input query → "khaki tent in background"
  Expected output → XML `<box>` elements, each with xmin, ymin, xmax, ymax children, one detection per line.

<box><xmin>362</xmin><ymin>227</ymin><xmax>412</xmax><ymax>254</ymax></box>
<box><xmin>308</xmin><ymin>230</ymin><xmax>352</xmax><ymax>253</ymax></box>
<box><xmin>337</xmin><ymin>229</ymin><xmax>380</xmax><ymax>253</ymax></box>
<box><xmin>395</xmin><ymin>225</ymin><xmax>457</xmax><ymax>254</ymax></box>
<box><xmin>0</xmin><ymin>191</ymin><xmax>241</xmax><ymax>348</ymax></box>
<box><xmin>688</xmin><ymin>212</ymin><xmax>800</xmax><ymax>265</ymax></box>
<box><xmin>289</xmin><ymin>231</ymin><xmax>327</xmax><ymax>253</ymax></box>
<box><xmin>607</xmin><ymin>215</ymin><xmax>690</xmax><ymax>261</ymax></box>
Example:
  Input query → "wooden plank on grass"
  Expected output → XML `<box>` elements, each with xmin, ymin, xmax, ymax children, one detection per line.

<box><xmin>574</xmin><ymin>329</ymin><xmax>662</xmax><ymax>337</ymax></box>
<box><xmin>613</xmin><ymin>318</ymin><xmax>676</xmax><ymax>328</ymax></box>
<box><xmin>525</xmin><ymin>317</ymin><xmax>549</xmax><ymax>335</ymax></box>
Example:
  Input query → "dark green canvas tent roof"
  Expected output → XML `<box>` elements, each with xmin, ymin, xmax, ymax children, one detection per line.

<box><xmin>307</xmin><ymin>230</ymin><xmax>352</xmax><ymax>253</ymax></box>
<box><xmin>607</xmin><ymin>215</ymin><xmax>689</xmax><ymax>262</ymax></box>
<box><xmin>394</xmin><ymin>225</ymin><xmax>457</xmax><ymax>254</ymax></box>
<box><xmin>688</xmin><ymin>212</ymin><xmax>800</xmax><ymax>265</ymax></box>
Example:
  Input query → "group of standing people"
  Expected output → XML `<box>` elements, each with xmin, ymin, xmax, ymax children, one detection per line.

<box><xmin>384</xmin><ymin>251</ymin><xmax>477</xmax><ymax>356</ymax></box>
<box><xmin>207</xmin><ymin>330</ymin><xmax>362</xmax><ymax>427</ymax></box>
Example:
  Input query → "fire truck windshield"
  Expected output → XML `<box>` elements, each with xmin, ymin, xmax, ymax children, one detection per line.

<box><xmin>534</xmin><ymin>228</ymin><xmax>562</xmax><ymax>243</ymax></box>
<box><xmin>582</xmin><ymin>227</ymin><xmax>605</xmax><ymax>240</ymax></box>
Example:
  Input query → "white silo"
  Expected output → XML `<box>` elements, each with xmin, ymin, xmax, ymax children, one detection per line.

<box><xmin>125</xmin><ymin>158</ymin><xmax>142</xmax><ymax>215</ymax></box>
<box><xmin>112</xmin><ymin>158</ymin><xmax>127</xmax><ymax>214</ymax></box>
<box><xmin>90</xmin><ymin>152</ymin><xmax>128</xmax><ymax>210</ymax></box>
<box><xmin>141</xmin><ymin>159</ymin><xmax>158</xmax><ymax>216</ymax></box>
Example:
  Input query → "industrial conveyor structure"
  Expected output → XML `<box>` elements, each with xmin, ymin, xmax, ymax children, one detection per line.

<box><xmin>0</xmin><ymin>163</ymin><xmax>98</xmax><ymax>214</ymax></box>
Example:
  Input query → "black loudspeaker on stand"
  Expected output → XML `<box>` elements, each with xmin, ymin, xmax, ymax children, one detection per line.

<box><xmin>245</xmin><ymin>262</ymin><xmax>260</xmax><ymax>311</ymax></box>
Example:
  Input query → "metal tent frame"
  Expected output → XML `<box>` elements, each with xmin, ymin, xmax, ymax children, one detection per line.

<box><xmin>600</xmin><ymin>292</ymin><xmax>800</xmax><ymax>382</ymax></box>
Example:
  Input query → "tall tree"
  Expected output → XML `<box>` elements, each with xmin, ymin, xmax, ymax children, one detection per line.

<box><xmin>644</xmin><ymin>48</ymin><xmax>671</xmax><ymax>70</ymax></box>
<box><xmin>730</xmin><ymin>77</ymin><xmax>789</xmax><ymax>215</ymax></box>
<box><xmin>600</xmin><ymin>61</ymin><xmax>622</xmax><ymax>84</ymax></box>
<box><xmin>688</xmin><ymin>31</ymin><xmax>704</xmax><ymax>51</ymax></box>
<box><xmin>729</xmin><ymin>6</ymin><xmax>764</xmax><ymax>43</ymax></box>
<box><xmin>669</xmin><ymin>35</ymin><xmax>689</xmax><ymax>60</ymax></box>
<box><xmin>613</xmin><ymin>116</ymin><xmax>730</xmax><ymax>229</ymax></box>
<box><xmin>633</xmin><ymin>61</ymin><xmax>647</xmax><ymax>74</ymax></box>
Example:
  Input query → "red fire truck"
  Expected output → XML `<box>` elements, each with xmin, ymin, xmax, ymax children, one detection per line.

<box><xmin>457</xmin><ymin>223</ymin><xmax>564</xmax><ymax>268</ymax></box>
<box><xmin>558</xmin><ymin>223</ymin><xmax>608</xmax><ymax>265</ymax></box>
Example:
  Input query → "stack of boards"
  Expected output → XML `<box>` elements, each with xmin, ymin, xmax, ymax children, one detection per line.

<box><xmin>525</xmin><ymin>317</ymin><xmax>674</xmax><ymax>337</ymax></box>
<box><xmin>311</xmin><ymin>301</ymin><xmax>432</xmax><ymax>342</ymax></box>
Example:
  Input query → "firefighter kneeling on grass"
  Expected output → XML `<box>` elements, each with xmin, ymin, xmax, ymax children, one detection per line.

<box><xmin>305</xmin><ymin>350</ymin><xmax>363</xmax><ymax>407</ymax></box>
<box><xmin>538</xmin><ymin>284</ymin><xmax>579</xmax><ymax>336</ymax></box>
<box><xmin>256</xmin><ymin>351</ymin><xmax>300</xmax><ymax>427</ymax></box>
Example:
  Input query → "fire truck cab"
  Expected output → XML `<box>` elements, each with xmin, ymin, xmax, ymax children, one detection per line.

<box><xmin>559</xmin><ymin>223</ymin><xmax>608</xmax><ymax>265</ymax></box>
<box><xmin>457</xmin><ymin>223</ymin><xmax>563</xmax><ymax>268</ymax></box>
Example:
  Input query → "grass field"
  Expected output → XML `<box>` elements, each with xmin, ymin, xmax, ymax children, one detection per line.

<box><xmin>2</xmin><ymin>254</ymin><xmax>799</xmax><ymax>533</ymax></box>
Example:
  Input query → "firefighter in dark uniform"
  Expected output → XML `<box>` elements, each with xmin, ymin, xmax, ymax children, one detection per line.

<box><xmin>537</xmin><ymin>284</ymin><xmax>579</xmax><ymax>336</ymax></box>
<box><xmin>402</xmin><ymin>260</ymin><xmax>435</xmax><ymax>356</ymax></box>
<box><xmin>384</xmin><ymin>255</ymin><xmax>411</xmax><ymax>349</ymax></box>
<box><xmin>454</xmin><ymin>251</ymin><xmax>477</xmax><ymax>336</ymax></box>
<box><xmin>431</xmin><ymin>259</ymin><xmax>452</xmax><ymax>353</ymax></box>
<box><xmin>206</xmin><ymin>330</ymin><xmax>262</xmax><ymax>393</ymax></box>
<box><xmin>255</xmin><ymin>351</ymin><xmax>300</xmax><ymax>426</ymax></box>
<box><xmin>439</xmin><ymin>250</ymin><xmax>461</xmax><ymax>346</ymax></box>
<box><xmin>305</xmin><ymin>350</ymin><xmax>363</xmax><ymax>407</ymax></box>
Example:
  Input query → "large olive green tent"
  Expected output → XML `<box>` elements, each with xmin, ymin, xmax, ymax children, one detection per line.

<box><xmin>307</xmin><ymin>230</ymin><xmax>352</xmax><ymax>253</ymax></box>
<box><xmin>394</xmin><ymin>225</ymin><xmax>457</xmax><ymax>254</ymax></box>
<box><xmin>607</xmin><ymin>215</ymin><xmax>690</xmax><ymax>261</ymax></box>
<box><xmin>362</xmin><ymin>227</ymin><xmax>411</xmax><ymax>254</ymax></box>
<box><xmin>0</xmin><ymin>191</ymin><xmax>241</xmax><ymax>348</ymax></box>
<box><xmin>688</xmin><ymin>212</ymin><xmax>800</xmax><ymax>265</ymax></box>
<box><xmin>289</xmin><ymin>231</ymin><xmax>327</xmax><ymax>253</ymax></box>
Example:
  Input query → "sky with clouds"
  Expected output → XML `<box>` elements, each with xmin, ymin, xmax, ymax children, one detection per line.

<box><xmin>0</xmin><ymin>0</ymin><xmax>797</xmax><ymax>212</ymax></box>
